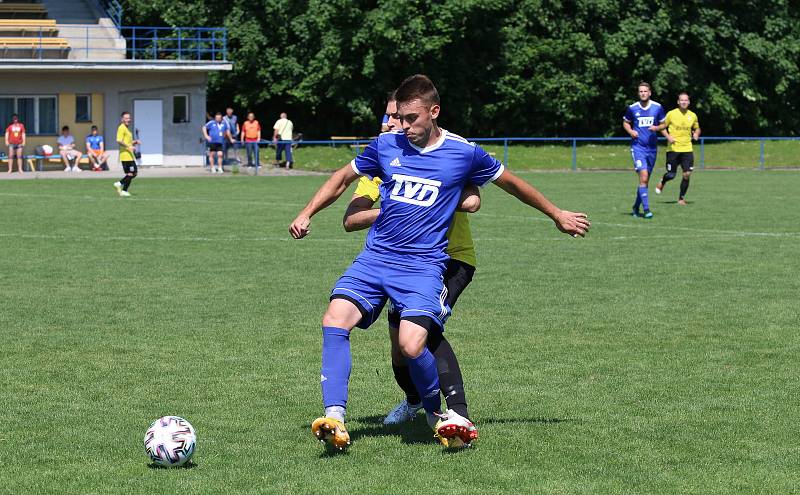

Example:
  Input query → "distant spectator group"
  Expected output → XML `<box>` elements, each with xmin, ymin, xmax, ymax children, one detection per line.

<box><xmin>202</xmin><ymin>108</ymin><xmax>295</xmax><ymax>172</ymax></box>
<box><xmin>3</xmin><ymin>114</ymin><xmax>109</xmax><ymax>173</ymax></box>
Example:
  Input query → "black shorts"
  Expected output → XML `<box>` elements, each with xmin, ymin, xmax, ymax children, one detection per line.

<box><xmin>387</xmin><ymin>258</ymin><xmax>475</xmax><ymax>327</ymax></box>
<box><xmin>208</xmin><ymin>143</ymin><xmax>223</xmax><ymax>153</ymax></box>
<box><xmin>666</xmin><ymin>151</ymin><xmax>694</xmax><ymax>173</ymax></box>
<box><xmin>121</xmin><ymin>160</ymin><xmax>138</xmax><ymax>175</ymax></box>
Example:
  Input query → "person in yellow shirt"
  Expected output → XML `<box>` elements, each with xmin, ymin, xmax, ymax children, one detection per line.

<box><xmin>113</xmin><ymin>111</ymin><xmax>140</xmax><ymax>197</ymax></box>
<box><xmin>341</xmin><ymin>92</ymin><xmax>480</xmax><ymax>434</ymax></box>
<box><xmin>654</xmin><ymin>92</ymin><xmax>701</xmax><ymax>205</ymax></box>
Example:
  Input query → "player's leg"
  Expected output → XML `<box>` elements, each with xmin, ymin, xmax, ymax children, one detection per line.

<box><xmin>122</xmin><ymin>161</ymin><xmax>137</xmax><ymax>193</ymax></box>
<box><xmin>315</xmin><ymin>260</ymin><xmax>387</xmax><ymax>449</ymax></box>
<box><xmin>383</xmin><ymin>309</ymin><xmax>423</xmax><ymax>425</ymax></box>
<box><xmin>657</xmin><ymin>152</ymin><xmax>678</xmax><ymax>193</ymax></box>
<box><xmin>678</xmin><ymin>152</ymin><xmax>694</xmax><ymax>204</ymax></box>
<box><xmin>286</xmin><ymin>142</ymin><xmax>293</xmax><ymax>169</ymax></box>
<box><xmin>631</xmin><ymin>150</ymin><xmax>648</xmax><ymax>216</ymax></box>
<box><xmin>6</xmin><ymin>147</ymin><xmax>12</xmax><ymax>173</ymax></box>
<box><xmin>435</xmin><ymin>259</ymin><xmax>474</xmax><ymax>420</ymax></box>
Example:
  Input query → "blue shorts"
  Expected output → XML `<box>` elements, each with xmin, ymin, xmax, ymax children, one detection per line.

<box><xmin>631</xmin><ymin>148</ymin><xmax>657</xmax><ymax>172</ymax></box>
<box><xmin>330</xmin><ymin>252</ymin><xmax>451</xmax><ymax>330</ymax></box>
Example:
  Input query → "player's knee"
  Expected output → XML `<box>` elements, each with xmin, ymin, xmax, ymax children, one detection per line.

<box><xmin>683</xmin><ymin>171</ymin><xmax>691</xmax><ymax>180</ymax></box>
<box><xmin>398</xmin><ymin>340</ymin><xmax>425</xmax><ymax>359</ymax></box>
<box><xmin>665</xmin><ymin>171</ymin><xmax>676</xmax><ymax>181</ymax></box>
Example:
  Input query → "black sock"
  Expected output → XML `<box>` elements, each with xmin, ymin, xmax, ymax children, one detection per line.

<box><xmin>427</xmin><ymin>331</ymin><xmax>469</xmax><ymax>419</ymax></box>
<box><xmin>392</xmin><ymin>364</ymin><xmax>421</xmax><ymax>405</ymax></box>
<box><xmin>679</xmin><ymin>178</ymin><xmax>689</xmax><ymax>199</ymax></box>
<box><xmin>661</xmin><ymin>172</ymin><xmax>676</xmax><ymax>185</ymax></box>
<box><xmin>123</xmin><ymin>175</ymin><xmax>135</xmax><ymax>191</ymax></box>
<box><xmin>120</xmin><ymin>175</ymin><xmax>130</xmax><ymax>189</ymax></box>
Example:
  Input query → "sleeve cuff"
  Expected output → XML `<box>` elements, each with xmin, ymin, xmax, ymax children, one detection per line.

<box><xmin>350</xmin><ymin>160</ymin><xmax>373</xmax><ymax>179</ymax></box>
<box><xmin>480</xmin><ymin>164</ymin><xmax>505</xmax><ymax>187</ymax></box>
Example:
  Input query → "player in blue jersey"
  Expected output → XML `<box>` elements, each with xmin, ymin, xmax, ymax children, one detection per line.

<box><xmin>289</xmin><ymin>75</ymin><xmax>590</xmax><ymax>451</ymax></box>
<box><xmin>623</xmin><ymin>82</ymin><xmax>666</xmax><ymax>219</ymax></box>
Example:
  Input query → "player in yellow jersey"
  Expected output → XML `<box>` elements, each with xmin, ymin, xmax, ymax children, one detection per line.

<box><xmin>654</xmin><ymin>92</ymin><xmax>701</xmax><ymax>205</ymax></box>
<box><xmin>340</xmin><ymin>92</ymin><xmax>480</xmax><ymax>446</ymax></box>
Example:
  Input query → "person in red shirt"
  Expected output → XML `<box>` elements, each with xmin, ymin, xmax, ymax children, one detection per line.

<box><xmin>4</xmin><ymin>114</ymin><xmax>26</xmax><ymax>173</ymax></box>
<box><xmin>240</xmin><ymin>112</ymin><xmax>261</xmax><ymax>168</ymax></box>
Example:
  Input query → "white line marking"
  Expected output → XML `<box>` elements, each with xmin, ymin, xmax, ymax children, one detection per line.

<box><xmin>0</xmin><ymin>192</ymin><xmax>305</xmax><ymax>208</ymax></box>
<box><xmin>475</xmin><ymin>213</ymin><xmax>799</xmax><ymax>238</ymax></box>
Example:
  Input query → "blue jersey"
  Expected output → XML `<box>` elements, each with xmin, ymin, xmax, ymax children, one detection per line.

<box><xmin>623</xmin><ymin>101</ymin><xmax>666</xmax><ymax>151</ymax></box>
<box><xmin>352</xmin><ymin>130</ymin><xmax>504</xmax><ymax>264</ymax></box>
<box><xmin>86</xmin><ymin>134</ymin><xmax>103</xmax><ymax>150</ymax></box>
<box><xmin>205</xmin><ymin>120</ymin><xmax>229</xmax><ymax>144</ymax></box>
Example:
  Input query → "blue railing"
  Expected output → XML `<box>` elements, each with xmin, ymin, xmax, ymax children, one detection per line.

<box><xmin>122</xmin><ymin>26</ymin><xmax>228</xmax><ymax>61</ymax></box>
<box><xmin>208</xmin><ymin>136</ymin><xmax>800</xmax><ymax>171</ymax></box>
<box><xmin>88</xmin><ymin>0</ymin><xmax>123</xmax><ymax>27</ymax></box>
<box><xmin>1</xmin><ymin>25</ymin><xmax>228</xmax><ymax>61</ymax></box>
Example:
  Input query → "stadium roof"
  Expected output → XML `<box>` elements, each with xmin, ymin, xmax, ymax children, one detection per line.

<box><xmin>0</xmin><ymin>60</ymin><xmax>232</xmax><ymax>71</ymax></box>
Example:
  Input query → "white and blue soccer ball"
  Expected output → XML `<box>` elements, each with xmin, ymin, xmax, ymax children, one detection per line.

<box><xmin>144</xmin><ymin>416</ymin><xmax>196</xmax><ymax>467</ymax></box>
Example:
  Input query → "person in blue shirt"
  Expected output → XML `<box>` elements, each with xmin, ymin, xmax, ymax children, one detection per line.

<box><xmin>289</xmin><ymin>74</ymin><xmax>590</xmax><ymax>451</ymax></box>
<box><xmin>623</xmin><ymin>82</ymin><xmax>666</xmax><ymax>219</ymax></box>
<box><xmin>202</xmin><ymin>112</ymin><xmax>231</xmax><ymax>174</ymax></box>
<box><xmin>85</xmin><ymin>125</ymin><xmax>109</xmax><ymax>171</ymax></box>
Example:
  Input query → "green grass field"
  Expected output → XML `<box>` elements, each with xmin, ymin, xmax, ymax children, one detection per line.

<box><xmin>288</xmin><ymin>140</ymin><xmax>800</xmax><ymax>171</ymax></box>
<box><xmin>1</xmin><ymin>170</ymin><xmax>799</xmax><ymax>494</ymax></box>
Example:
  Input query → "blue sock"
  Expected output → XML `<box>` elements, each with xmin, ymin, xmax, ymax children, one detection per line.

<box><xmin>633</xmin><ymin>188</ymin><xmax>641</xmax><ymax>211</ymax></box>
<box><xmin>407</xmin><ymin>348</ymin><xmax>441</xmax><ymax>414</ymax></box>
<box><xmin>321</xmin><ymin>326</ymin><xmax>351</xmax><ymax>409</ymax></box>
<box><xmin>638</xmin><ymin>185</ymin><xmax>650</xmax><ymax>211</ymax></box>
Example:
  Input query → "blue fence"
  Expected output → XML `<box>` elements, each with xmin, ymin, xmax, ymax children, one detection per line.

<box><xmin>201</xmin><ymin>136</ymin><xmax>800</xmax><ymax>171</ymax></box>
<box><xmin>3</xmin><ymin>25</ymin><xmax>227</xmax><ymax>62</ymax></box>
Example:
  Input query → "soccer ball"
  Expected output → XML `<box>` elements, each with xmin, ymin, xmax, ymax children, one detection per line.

<box><xmin>144</xmin><ymin>416</ymin><xmax>196</xmax><ymax>467</ymax></box>
<box><xmin>40</xmin><ymin>144</ymin><xmax>53</xmax><ymax>156</ymax></box>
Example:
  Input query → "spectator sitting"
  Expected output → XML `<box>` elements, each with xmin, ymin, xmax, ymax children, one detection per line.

<box><xmin>57</xmin><ymin>126</ymin><xmax>83</xmax><ymax>172</ymax></box>
<box><xmin>86</xmin><ymin>125</ymin><xmax>109</xmax><ymax>171</ymax></box>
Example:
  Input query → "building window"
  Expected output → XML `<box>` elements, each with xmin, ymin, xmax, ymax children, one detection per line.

<box><xmin>0</xmin><ymin>95</ymin><xmax>58</xmax><ymax>135</ymax></box>
<box><xmin>173</xmin><ymin>94</ymin><xmax>189</xmax><ymax>123</ymax></box>
<box><xmin>76</xmin><ymin>94</ymin><xmax>91</xmax><ymax>122</ymax></box>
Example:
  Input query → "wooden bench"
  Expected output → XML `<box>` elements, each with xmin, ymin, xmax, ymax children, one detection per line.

<box><xmin>0</xmin><ymin>36</ymin><xmax>69</xmax><ymax>58</ymax></box>
<box><xmin>0</xmin><ymin>26</ymin><xmax>58</xmax><ymax>37</ymax></box>
<box><xmin>0</xmin><ymin>4</ymin><xmax>48</xmax><ymax>19</ymax></box>
<box><xmin>23</xmin><ymin>155</ymin><xmax>92</xmax><ymax>171</ymax></box>
<box><xmin>0</xmin><ymin>19</ymin><xmax>57</xmax><ymax>27</ymax></box>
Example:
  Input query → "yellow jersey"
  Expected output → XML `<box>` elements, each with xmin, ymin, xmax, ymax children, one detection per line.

<box><xmin>664</xmin><ymin>109</ymin><xmax>699</xmax><ymax>153</ymax></box>
<box><xmin>117</xmin><ymin>123</ymin><xmax>134</xmax><ymax>162</ymax></box>
<box><xmin>353</xmin><ymin>177</ymin><xmax>477</xmax><ymax>267</ymax></box>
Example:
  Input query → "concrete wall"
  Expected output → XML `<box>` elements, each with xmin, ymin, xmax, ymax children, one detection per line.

<box><xmin>2</xmin><ymin>70</ymin><xmax>208</xmax><ymax>167</ymax></box>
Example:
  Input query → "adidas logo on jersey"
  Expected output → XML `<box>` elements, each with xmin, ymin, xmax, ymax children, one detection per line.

<box><xmin>389</xmin><ymin>173</ymin><xmax>441</xmax><ymax>207</ymax></box>
<box><xmin>390</xmin><ymin>157</ymin><xmax>402</xmax><ymax>167</ymax></box>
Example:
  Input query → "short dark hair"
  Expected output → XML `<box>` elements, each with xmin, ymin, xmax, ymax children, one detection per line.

<box><xmin>62</xmin><ymin>125</ymin><xmax>69</xmax><ymax>131</ymax></box>
<box><xmin>395</xmin><ymin>74</ymin><xmax>440</xmax><ymax>107</ymax></box>
<box><xmin>215</xmin><ymin>111</ymin><xmax>222</xmax><ymax>116</ymax></box>
<box><xmin>677</xmin><ymin>91</ymin><xmax>689</xmax><ymax>98</ymax></box>
<box><xmin>11</xmin><ymin>113</ymin><xmax>18</xmax><ymax>119</ymax></box>
<box><xmin>121</xmin><ymin>111</ymin><xmax>130</xmax><ymax>118</ymax></box>
<box><xmin>638</xmin><ymin>81</ymin><xmax>652</xmax><ymax>90</ymax></box>
<box><xmin>91</xmin><ymin>125</ymin><xmax>98</xmax><ymax>130</ymax></box>
<box><xmin>386</xmin><ymin>90</ymin><xmax>397</xmax><ymax>103</ymax></box>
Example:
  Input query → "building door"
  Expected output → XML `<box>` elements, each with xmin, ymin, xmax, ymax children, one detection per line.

<box><xmin>133</xmin><ymin>99</ymin><xmax>163</xmax><ymax>165</ymax></box>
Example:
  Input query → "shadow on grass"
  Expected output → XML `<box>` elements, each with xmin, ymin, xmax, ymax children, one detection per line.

<box><xmin>147</xmin><ymin>461</ymin><xmax>198</xmax><ymax>469</ymax></box>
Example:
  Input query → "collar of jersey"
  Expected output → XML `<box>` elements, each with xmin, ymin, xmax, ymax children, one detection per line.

<box><xmin>407</xmin><ymin>129</ymin><xmax>447</xmax><ymax>154</ymax></box>
<box><xmin>637</xmin><ymin>101</ymin><xmax>652</xmax><ymax>110</ymax></box>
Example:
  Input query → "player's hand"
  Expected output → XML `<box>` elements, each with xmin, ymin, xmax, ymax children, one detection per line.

<box><xmin>553</xmin><ymin>210</ymin><xmax>591</xmax><ymax>238</ymax></box>
<box><xmin>289</xmin><ymin>214</ymin><xmax>311</xmax><ymax>239</ymax></box>
<box><xmin>667</xmin><ymin>135</ymin><xmax>676</xmax><ymax>144</ymax></box>
<box><xmin>630</xmin><ymin>131</ymin><xmax>638</xmax><ymax>139</ymax></box>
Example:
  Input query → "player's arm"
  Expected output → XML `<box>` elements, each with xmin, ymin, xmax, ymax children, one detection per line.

<box><xmin>457</xmin><ymin>184</ymin><xmax>481</xmax><ymax>213</ymax></box>
<box><xmin>290</xmin><ymin>163</ymin><xmax>361</xmax><ymax>239</ymax></box>
<box><xmin>622</xmin><ymin>120</ymin><xmax>638</xmax><ymax>139</ymax></box>
<box><xmin>201</xmin><ymin>125</ymin><xmax>210</xmax><ymax>142</ymax></box>
<box><xmin>493</xmin><ymin>169</ymin><xmax>590</xmax><ymax>237</ymax></box>
<box><xmin>343</xmin><ymin>195</ymin><xmax>379</xmax><ymax>232</ymax></box>
<box><xmin>692</xmin><ymin>123</ymin><xmax>701</xmax><ymax>141</ymax></box>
